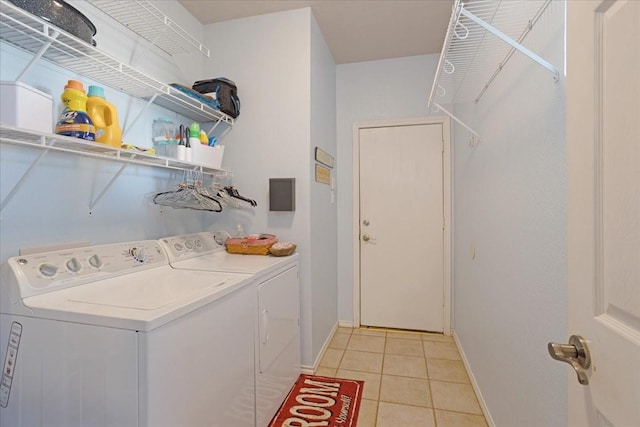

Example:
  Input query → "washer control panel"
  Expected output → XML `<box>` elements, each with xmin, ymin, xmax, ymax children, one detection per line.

<box><xmin>0</xmin><ymin>322</ymin><xmax>22</xmax><ymax>408</ymax></box>
<box><xmin>160</xmin><ymin>232</ymin><xmax>223</xmax><ymax>261</ymax></box>
<box><xmin>7</xmin><ymin>241</ymin><xmax>167</xmax><ymax>299</ymax></box>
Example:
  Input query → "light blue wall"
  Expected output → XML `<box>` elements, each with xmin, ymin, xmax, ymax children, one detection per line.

<box><xmin>335</xmin><ymin>54</ymin><xmax>440</xmax><ymax>322</ymax></box>
<box><xmin>202</xmin><ymin>8</ymin><xmax>338</xmax><ymax>367</ymax></box>
<box><xmin>451</xmin><ymin>2</ymin><xmax>567</xmax><ymax>426</ymax></box>
<box><xmin>310</xmin><ymin>13</ymin><xmax>338</xmax><ymax>363</ymax></box>
<box><xmin>200</xmin><ymin>9</ymin><xmax>311</xmax><ymax>239</ymax></box>
<box><xmin>335</xmin><ymin>10</ymin><xmax>568</xmax><ymax>424</ymax></box>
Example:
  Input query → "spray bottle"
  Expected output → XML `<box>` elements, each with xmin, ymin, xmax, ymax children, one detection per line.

<box><xmin>187</xmin><ymin>122</ymin><xmax>201</xmax><ymax>162</ymax></box>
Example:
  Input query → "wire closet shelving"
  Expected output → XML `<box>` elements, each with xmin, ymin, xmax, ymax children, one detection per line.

<box><xmin>0</xmin><ymin>0</ymin><xmax>232</xmax><ymax>213</ymax></box>
<box><xmin>428</xmin><ymin>0</ymin><xmax>559</xmax><ymax>140</ymax></box>
<box><xmin>0</xmin><ymin>0</ymin><xmax>230</xmax><ymax>126</ymax></box>
<box><xmin>86</xmin><ymin>0</ymin><xmax>210</xmax><ymax>57</ymax></box>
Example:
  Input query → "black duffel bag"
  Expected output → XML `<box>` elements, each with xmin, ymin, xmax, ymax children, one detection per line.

<box><xmin>192</xmin><ymin>78</ymin><xmax>240</xmax><ymax>118</ymax></box>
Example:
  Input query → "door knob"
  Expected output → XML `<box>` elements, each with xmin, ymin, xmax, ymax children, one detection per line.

<box><xmin>363</xmin><ymin>220</ymin><xmax>370</xmax><ymax>226</ymax></box>
<box><xmin>548</xmin><ymin>335</ymin><xmax>591</xmax><ymax>385</ymax></box>
<box><xmin>362</xmin><ymin>234</ymin><xmax>370</xmax><ymax>242</ymax></box>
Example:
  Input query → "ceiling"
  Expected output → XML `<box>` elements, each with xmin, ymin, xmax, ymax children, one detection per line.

<box><xmin>178</xmin><ymin>0</ymin><xmax>453</xmax><ymax>64</ymax></box>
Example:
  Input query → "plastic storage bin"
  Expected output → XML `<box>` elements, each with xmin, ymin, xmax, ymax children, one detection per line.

<box><xmin>191</xmin><ymin>143</ymin><xmax>224</xmax><ymax>169</ymax></box>
<box><xmin>152</xmin><ymin>117</ymin><xmax>179</xmax><ymax>158</ymax></box>
<box><xmin>154</xmin><ymin>141</ymin><xmax>179</xmax><ymax>159</ymax></box>
<box><xmin>1</xmin><ymin>81</ymin><xmax>53</xmax><ymax>133</ymax></box>
<box><xmin>152</xmin><ymin>117</ymin><xmax>176</xmax><ymax>144</ymax></box>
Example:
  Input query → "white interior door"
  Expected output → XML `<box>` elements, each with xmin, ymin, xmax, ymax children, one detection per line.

<box><xmin>359</xmin><ymin>123</ymin><xmax>444</xmax><ymax>332</ymax></box>
<box><xmin>564</xmin><ymin>1</ymin><xmax>640</xmax><ymax>425</ymax></box>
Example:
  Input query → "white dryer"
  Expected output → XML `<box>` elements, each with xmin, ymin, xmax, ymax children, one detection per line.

<box><xmin>0</xmin><ymin>240</ymin><xmax>256</xmax><ymax>427</ymax></box>
<box><xmin>159</xmin><ymin>232</ymin><xmax>301</xmax><ymax>427</ymax></box>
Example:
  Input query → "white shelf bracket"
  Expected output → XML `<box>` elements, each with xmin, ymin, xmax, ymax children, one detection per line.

<box><xmin>0</xmin><ymin>138</ymin><xmax>50</xmax><ymax>214</ymax></box>
<box><xmin>207</xmin><ymin>120</ymin><xmax>222</xmax><ymax>137</ymax></box>
<box><xmin>15</xmin><ymin>29</ymin><xmax>59</xmax><ymax>81</ymax></box>
<box><xmin>122</xmin><ymin>94</ymin><xmax>158</xmax><ymax>139</ymax></box>
<box><xmin>432</xmin><ymin>102</ymin><xmax>480</xmax><ymax>142</ymax></box>
<box><xmin>459</xmin><ymin>6</ymin><xmax>559</xmax><ymax>82</ymax></box>
<box><xmin>88</xmin><ymin>160</ymin><xmax>132</xmax><ymax>212</ymax></box>
<box><xmin>216</xmin><ymin>125</ymin><xmax>233</xmax><ymax>142</ymax></box>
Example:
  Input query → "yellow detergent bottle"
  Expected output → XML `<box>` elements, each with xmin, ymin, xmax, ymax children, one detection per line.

<box><xmin>86</xmin><ymin>85</ymin><xmax>122</xmax><ymax>148</ymax></box>
<box><xmin>55</xmin><ymin>80</ymin><xmax>95</xmax><ymax>141</ymax></box>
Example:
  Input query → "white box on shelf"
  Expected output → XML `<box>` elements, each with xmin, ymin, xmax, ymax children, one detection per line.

<box><xmin>0</xmin><ymin>81</ymin><xmax>53</xmax><ymax>133</ymax></box>
<box><xmin>190</xmin><ymin>143</ymin><xmax>224</xmax><ymax>169</ymax></box>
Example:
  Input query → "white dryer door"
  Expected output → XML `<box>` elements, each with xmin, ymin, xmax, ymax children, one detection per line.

<box><xmin>256</xmin><ymin>266</ymin><xmax>301</xmax><ymax>427</ymax></box>
<box><xmin>258</xmin><ymin>266</ymin><xmax>300</xmax><ymax>373</ymax></box>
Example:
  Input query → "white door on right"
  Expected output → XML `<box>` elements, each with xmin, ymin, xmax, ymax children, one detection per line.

<box><xmin>565</xmin><ymin>1</ymin><xmax>640</xmax><ymax>425</ymax></box>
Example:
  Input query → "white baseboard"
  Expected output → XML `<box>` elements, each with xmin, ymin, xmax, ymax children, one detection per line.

<box><xmin>300</xmin><ymin>366</ymin><xmax>315</xmax><ymax>374</ymax></box>
<box><xmin>452</xmin><ymin>331</ymin><xmax>496</xmax><ymax>427</ymax></box>
<box><xmin>338</xmin><ymin>320</ymin><xmax>354</xmax><ymax>328</ymax></box>
<box><xmin>300</xmin><ymin>321</ymin><xmax>339</xmax><ymax>374</ymax></box>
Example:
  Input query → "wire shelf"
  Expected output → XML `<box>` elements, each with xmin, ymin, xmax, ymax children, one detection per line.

<box><xmin>0</xmin><ymin>124</ymin><xmax>230</xmax><ymax>212</ymax></box>
<box><xmin>429</xmin><ymin>0</ymin><xmax>557</xmax><ymax>107</ymax></box>
<box><xmin>0</xmin><ymin>0</ymin><xmax>231</xmax><ymax>125</ymax></box>
<box><xmin>86</xmin><ymin>0</ymin><xmax>210</xmax><ymax>58</ymax></box>
<box><xmin>0</xmin><ymin>124</ymin><xmax>228</xmax><ymax>175</ymax></box>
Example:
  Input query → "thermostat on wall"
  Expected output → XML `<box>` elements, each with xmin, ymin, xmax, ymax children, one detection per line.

<box><xmin>269</xmin><ymin>178</ymin><xmax>295</xmax><ymax>211</ymax></box>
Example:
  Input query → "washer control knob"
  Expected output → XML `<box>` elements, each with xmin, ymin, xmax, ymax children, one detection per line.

<box><xmin>194</xmin><ymin>239</ymin><xmax>203</xmax><ymax>248</ymax></box>
<box><xmin>184</xmin><ymin>240</ymin><xmax>193</xmax><ymax>250</ymax></box>
<box><xmin>66</xmin><ymin>258</ymin><xmax>81</xmax><ymax>273</ymax></box>
<box><xmin>173</xmin><ymin>243</ymin><xmax>183</xmax><ymax>252</ymax></box>
<box><xmin>131</xmin><ymin>247</ymin><xmax>148</xmax><ymax>263</ymax></box>
<box><xmin>88</xmin><ymin>254</ymin><xmax>103</xmax><ymax>269</ymax></box>
<box><xmin>39</xmin><ymin>263</ymin><xmax>58</xmax><ymax>277</ymax></box>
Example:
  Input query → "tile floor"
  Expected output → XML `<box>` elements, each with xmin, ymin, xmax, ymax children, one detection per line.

<box><xmin>315</xmin><ymin>327</ymin><xmax>488</xmax><ymax>427</ymax></box>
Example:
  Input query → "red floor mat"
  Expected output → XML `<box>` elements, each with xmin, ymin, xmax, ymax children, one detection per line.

<box><xmin>268</xmin><ymin>374</ymin><xmax>364</xmax><ymax>427</ymax></box>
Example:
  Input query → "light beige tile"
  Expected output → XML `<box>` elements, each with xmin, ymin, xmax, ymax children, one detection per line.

<box><xmin>379</xmin><ymin>374</ymin><xmax>431</xmax><ymax>407</ymax></box>
<box><xmin>430</xmin><ymin>381</ymin><xmax>482</xmax><ymax>415</ymax></box>
<box><xmin>314</xmin><ymin>366</ymin><xmax>337</xmax><ymax>377</ymax></box>
<box><xmin>347</xmin><ymin>334</ymin><xmax>386</xmax><ymax>353</ymax></box>
<box><xmin>435</xmin><ymin>409</ymin><xmax>488</xmax><ymax>427</ymax></box>
<box><xmin>329</xmin><ymin>333</ymin><xmax>351</xmax><ymax>350</ymax></box>
<box><xmin>427</xmin><ymin>359</ymin><xmax>470</xmax><ymax>383</ymax></box>
<box><xmin>386</xmin><ymin>337</ymin><xmax>425</xmax><ymax>357</ymax></box>
<box><xmin>387</xmin><ymin>330</ymin><xmax>423</xmax><ymax>340</ymax></box>
<box><xmin>319</xmin><ymin>348</ymin><xmax>344</xmax><ymax>369</ymax></box>
<box><xmin>383</xmin><ymin>354</ymin><xmax>428</xmax><ymax>378</ymax></box>
<box><xmin>339</xmin><ymin>350</ymin><xmax>384</xmax><ymax>374</ymax></box>
<box><xmin>423</xmin><ymin>341</ymin><xmax>461</xmax><ymax>360</ymax></box>
<box><xmin>356</xmin><ymin>399</ymin><xmax>378</xmax><ymax>427</ymax></box>
<box><xmin>423</xmin><ymin>333</ymin><xmax>454</xmax><ymax>343</ymax></box>
<box><xmin>377</xmin><ymin>402</ymin><xmax>435</xmax><ymax>427</ymax></box>
<box><xmin>336</xmin><ymin>369</ymin><xmax>381</xmax><ymax>400</ymax></box>
<box><xmin>337</xmin><ymin>326</ymin><xmax>354</xmax><ymax>335</ymax></box>
<box><xmin>352</xmin><ymin>328</ymin><xmax>386</xmax><ymax>337</ymax></box>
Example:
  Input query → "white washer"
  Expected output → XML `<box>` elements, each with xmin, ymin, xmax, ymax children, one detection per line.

<box><xmin>159</xmin><ymin>232</ymin><xmax>301</xmax><ymax>427</ymax></box>
<box><xmin>0</xmin><ymin>240</ymin><xmax>256</xmax><ymax>427</ymax></box>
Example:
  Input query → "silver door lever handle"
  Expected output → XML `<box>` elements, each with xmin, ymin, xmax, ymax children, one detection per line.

<box><xmin>548</xmin><ymin>335</ymin><xmax>591</xmax><ymax>385</ymax></box>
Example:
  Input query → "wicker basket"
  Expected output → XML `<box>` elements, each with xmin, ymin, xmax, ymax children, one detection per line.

<box><xmin>269</xmin><ymin>243</ymin><xmax>297</xmax><ymax>257</ymax></box>
<box><xmin>225</xmin><ymin>234</ymin><xmax>277</xmax><ymax>255</ymax></box>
